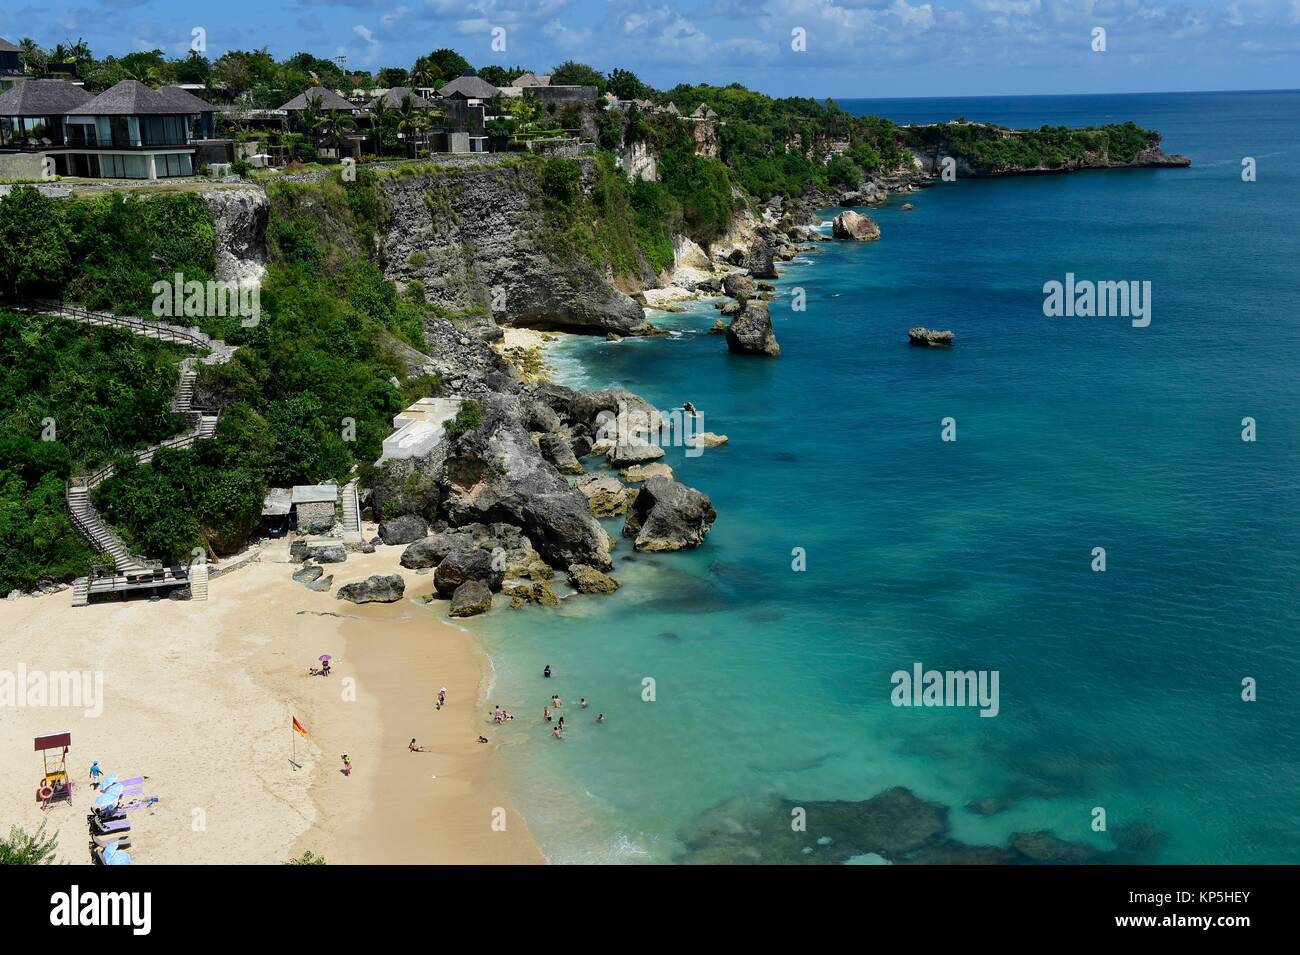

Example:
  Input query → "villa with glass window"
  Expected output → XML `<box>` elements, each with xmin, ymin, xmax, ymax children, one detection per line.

<box><xmin>59</xmin><ymin>79</ymin><xmax>209</xmax><ymax>178</ymax></box>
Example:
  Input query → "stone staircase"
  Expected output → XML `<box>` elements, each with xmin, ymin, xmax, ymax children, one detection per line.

<box><xmin>188</xmin><ymin>562</ymin><xmax>209</xmax><ymax>601</ymax></box>
<box><xmin>65</xmin><ymin>484</ymin><xmax>147</xmax><ymax>573</ymax></box>
<box><xmin>172</xmin><ymin>358</ymin><xmax>198</xmax><ymax>414</ymax></box>
<box><xmin>341</xmin><ymin>479</ymin><xmax>363</xmax><ymax>543</ymax></box>
<box><xmin>29</xmin><ymin>302</ymin><xmax>239</xmax><ymax>602</ymax></box>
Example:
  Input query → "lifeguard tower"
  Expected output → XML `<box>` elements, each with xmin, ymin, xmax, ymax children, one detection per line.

<box><xmin>35</xmin><ymin>732</ymin><xmax>73</xmax><ymax>808</ymax></box>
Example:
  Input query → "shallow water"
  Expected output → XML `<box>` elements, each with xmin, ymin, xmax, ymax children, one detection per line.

<box><xmin>469</xmin><ymin>90</ymin><xmax>1300</xmax><ymax>864</ymax></box>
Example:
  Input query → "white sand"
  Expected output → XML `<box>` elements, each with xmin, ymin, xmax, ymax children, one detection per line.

<box><xmin>0</xmin><ymin>536</ymin><xmax>541</xmax><ymax>865</ymax></box>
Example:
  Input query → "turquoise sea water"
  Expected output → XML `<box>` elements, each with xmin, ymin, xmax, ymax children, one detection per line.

<box><xmin>472</xmin><ymin>91</ymin><xmax>1300</xmax><ymax>863</ymax></box>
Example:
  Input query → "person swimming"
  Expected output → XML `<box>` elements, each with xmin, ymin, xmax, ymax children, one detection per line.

<box><xmin>580</xmin><ymin>697</ymin><xmax>588</xmax><ymax>708</ymax></box>
<box><xmin>544</xmin><ymin>707</ymin><xmax>552</xmax><ymax>722</ymax></box>
<box><xmin>552</xmin><ymin>725</ymin><xmax>563</xmax><ymax>739</ymax></box>
<box><xmin>596</xmin><ymin>713</ymin><xmax>605</xmax><ymax>723</ymax></box>
<box><xmin>543</xmin><ymin>665</ymin><xmax>552</xmax><ymax>678</ymax></box>
<box><xmin>557</xmin><ymin>716</ymin><xmax>565</xmax><ymax>732</ymax></box>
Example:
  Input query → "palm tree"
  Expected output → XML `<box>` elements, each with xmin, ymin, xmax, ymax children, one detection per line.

<box><xmin>368</xmin><ymin>97</ymin><xmax>393</xmax><ymax>156</ymax></box>
<box><xmin>333</xmin><ymin>112</ymin><xmax>358</xmax><ymax>161</ymax></box>
<box><xmin>410</xmin><ymin>58</ymin><xmax>438</xmax><ymax>92</ymax></box>
<box><xmin>298</xmin><ymin>98</ymin><xmax>326</xmax><ymax>157</ymax></box>
<box><xmin>396</xmin><ymin>95</ymin><xmax>421</xmax><ymax>158</ymax></box>
<box><xmin>18</xmin><ymin>38</ymin><xmax>48</xmax><ymax>75</ymax></box>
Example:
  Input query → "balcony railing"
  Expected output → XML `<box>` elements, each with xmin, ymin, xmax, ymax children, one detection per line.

<box><xmin>63</xmin><ymin>129</ymin><xmax>190</xmax><ymax>149</ymax></box>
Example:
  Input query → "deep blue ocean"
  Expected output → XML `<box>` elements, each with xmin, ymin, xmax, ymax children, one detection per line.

<box><xmin>472</xmin><ymin>90</ymin><xmax>1300</xmax><ymax>863</ymax></box>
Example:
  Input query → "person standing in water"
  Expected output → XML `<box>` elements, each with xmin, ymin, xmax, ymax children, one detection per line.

<box><xmin>543</xmin><ymin>665</ymin><xmax>552</xmax><ymax>678</ymax></box>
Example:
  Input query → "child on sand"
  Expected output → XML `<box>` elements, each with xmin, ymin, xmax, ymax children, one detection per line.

<box><xmin>341</xmin><ymin>754</ymin><xmax>352</xmax><ymax>775</ymax></box>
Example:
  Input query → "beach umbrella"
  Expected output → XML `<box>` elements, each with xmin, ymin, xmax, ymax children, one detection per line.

<box><xmin>97</xmin><ymin>773</ymin><xmax>119</xmax><ymax>790</ymax></box>
<box><xmin>319</xmin><ymin>654</ymin><xmax>332</xmax><ymax>663</ymax></box>
<box><xmin>94</xmin><ymin>789</ymin><xmax>120</xmax><ymax>810</ymax></box>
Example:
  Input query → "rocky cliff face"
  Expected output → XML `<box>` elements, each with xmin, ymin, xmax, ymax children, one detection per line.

<box><xmin>377</xmin><ymin>161</ymin><xmax>652</xmax><ymax>337</ymax></box>
<box><xmin>202</xmin><ymin>186</ymin><xmax>268</xmax><ymax>289</ymax></box>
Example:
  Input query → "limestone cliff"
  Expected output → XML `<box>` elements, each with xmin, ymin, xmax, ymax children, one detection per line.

<box><xmin>377</xmin><ymin>160</ymin><xmax>652</xmax><ymax>337</ymax></box>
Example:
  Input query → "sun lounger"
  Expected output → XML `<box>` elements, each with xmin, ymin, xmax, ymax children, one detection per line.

<box><xmin>91</xmin><ymin>841</ymin><xmax>132</xmax><ymax>865</ymax></box>
<box><xmin>89</xmin><ymin>816</ymin><xmax>130</xmax><ymax>837</ymax></box>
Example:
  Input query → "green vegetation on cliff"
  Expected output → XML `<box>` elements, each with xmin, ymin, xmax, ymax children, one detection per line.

<box><xmin>0</xmin><ymin>309</ymin><xmax>186</xmax><ymax>591</ymax></box>
<box><xmin>904</xmin><ymin>120</ymin><xmax>1162</xmax><ymax>172</ymax></box>
<box><xmin>0</xmin><ymin>174</ymin><xmax>434</xmax><ymax>575</ymax></box>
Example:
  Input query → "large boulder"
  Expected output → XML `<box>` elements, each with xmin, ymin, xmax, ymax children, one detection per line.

<box><xmin>438</xmin><ymin>395</ymin><xmax>614</xmax><ymax>570</ymax></box>
<box><xmin>722</xmin><ymin>272</ymin><xmax>756</xmax><ymax>302</ymax></box>
<box><xmin>571</xmin><ymin>388</ymin><xmax>663</xmax><ymax>445</ymax></box>
<box><xmin>337</xmin><ymin>574</ymin><xmax>405</xmax><ymax>604</ymax></box>
<box><xmin>744</xmin><ymin>241</ymin><xmax>778</xmax><ymax>279</ymax></box>
<box><xmin>726</xmin><ymin>301</ymin><xmax>781</xmax><ymax>357</ymax></box>
<box><xmin>292</xmin><ymin>540</ymin><xmax>348</xmax><ymax>563</ymax></box>
<box><xmin>623</xmin><ymin>475</ymin><xmax>717</xmax><ymax>551</ymax></box>
<box><xmin>292</xmin><ymin>564</ymin><xmax>323</xmax><ymax>584</ymax></box>
<box><xmin>539</xmin><ymin>432</ymin><xmax>584</xmax><ymax>475</ymax></box>
<box><xmin>449</xmin><ymin>579</ymin><xmax>493</xmax><ymax>617</ymax></box>
<box><xmin>434</xmin><ymin>547</ymin><xmax>505</xmax><ymax>597</ymax></box>
<box><xmin>576</xmin><ymin>473</ymin><xmax>635</xmax><ymax>517</ymax></box>
<box><xmin>378</xmin><ymin>514</ymin><xmax>429</xmax><ymax>545</ymax></box>
<box><xmin>568</xmin><ymin>564</ymin><xmax>621</xmax><ymax>594</ymax></box>
<box><xmin>606</xmin><ymin>440</ymin><xmax>665</xmax><ymax>469</ymax></box>
<box><xmin>399</xmin><ymin>531</ymin><xmax>468</xmax><ymax>569</ymax></box>
<box><xmin>619</xmin><ymin>462</ymin><xmax>674</xmax><ymax>483</ymax></box>
<box><xmin>831</xmin><ymin>209</ymin><xmax>881</xmax><ymax>241</ymax></box>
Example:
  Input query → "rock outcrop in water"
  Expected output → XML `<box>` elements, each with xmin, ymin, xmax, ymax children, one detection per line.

<box><xmin>907</xmin><ymin>327</ymin><xmax>955</xmax><ymax>347</ymax></box>
<box><xmin>623</xmin><ymin>475</ymin><xmax>716</xmax><ymax>551</ymax></box>
<box><xmin>726</xmin><ymin>301</ymin><xmax>780</xmax><ymax>357</ymax></box>
<box><xmin>832</xmin><ymin>209</ymin><xmax>881</xmax><ymax>241</ymax></box>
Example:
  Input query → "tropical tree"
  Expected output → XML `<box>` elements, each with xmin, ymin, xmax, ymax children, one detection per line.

<box><xmin>18</xmin><ymin>38</ymin><xmax>48</xmax><ymax>74</ymax></box>
<box><xmin>396</xmin><ymin>95</ymin><xmax>427</xmax><ymax>158</ymax></box>
<box><xmin>0</xmin><ymin>822</ymin><xmax>59</xmax><ymax>864</ymax></box>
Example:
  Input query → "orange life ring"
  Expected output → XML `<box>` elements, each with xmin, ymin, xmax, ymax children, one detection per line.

<box><xmin>38</xmin><ymin>785</ymin><xmax>54</xmax><ymax>800</ymax></box>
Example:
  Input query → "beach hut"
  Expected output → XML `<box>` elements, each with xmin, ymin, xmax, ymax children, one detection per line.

<box><xmin>290</xmin><ymin>484</ymin><xmax>339</xmax><ymax>533</ymax></box>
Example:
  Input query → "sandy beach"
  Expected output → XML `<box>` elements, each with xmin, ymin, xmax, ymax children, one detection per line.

<box><xmin>0</xmin><ymin>538</ymin><xmax>542</xmax><ymax>865</ymax></box>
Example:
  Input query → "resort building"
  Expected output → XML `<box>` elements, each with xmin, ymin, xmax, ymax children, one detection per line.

<box><xmin>0</xmin><ymin>78</ymin><xmax>92</xmax><ymax>149</ymax></box>
<box><xmin>0</xmin><ymin>78</ymin><xmax>216</xmax><ymax>178</ymax></box>
<box><xmin>61</xmin><ymin>79</ymin><xmax>207</xmax><ymax>178</ymax></box>
<box><xmin>378</xmin><ymin>397</ymin><xmax>464</xmax><ymax>464</ymax></box>
<box><xmin>0</xmin><ymin>37</ymin><xmax>24</xmax><ymax>91</ymax></box>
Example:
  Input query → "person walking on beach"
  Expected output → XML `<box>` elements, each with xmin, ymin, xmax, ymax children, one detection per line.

<box><xmin>341</xmin><ymin>754</ymin><xmax>352</xmax><ymax>776</ymax></box>
<box><xmin>437</xmin><ymin>687</ymin><xmax>447</xmax><ymax>710</ymax></box>
<box><xmin>89</xmin><ymin>760</ymin><xmax>102</xmax><ymax>787</ymax></box>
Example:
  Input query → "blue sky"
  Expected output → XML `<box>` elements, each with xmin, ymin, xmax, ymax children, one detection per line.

<box><xmin>4</xmin><ymin>1</ymin><xmax>1299</xmax><ymax>98</ymax></box>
